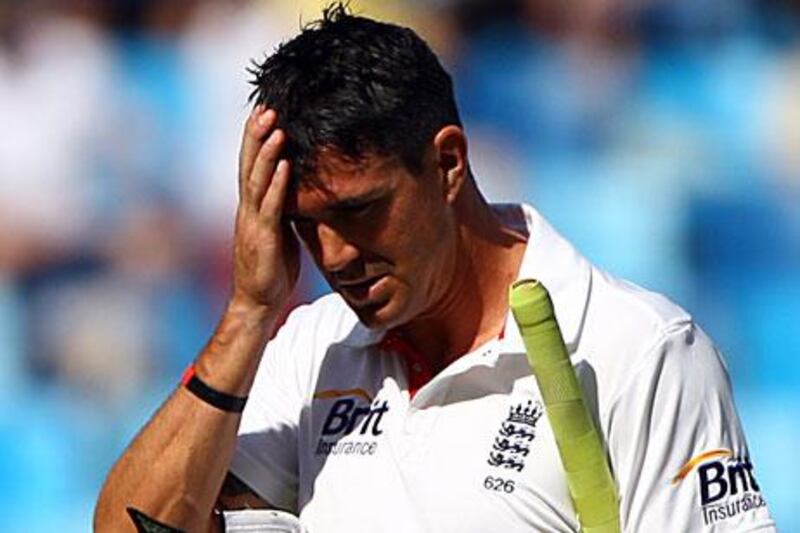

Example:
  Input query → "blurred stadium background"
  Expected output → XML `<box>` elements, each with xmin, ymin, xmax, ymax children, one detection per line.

<box><xmin>0</xmin><ymin>0</ymin><xmax>797</xmax><ymax>530</ymax></box>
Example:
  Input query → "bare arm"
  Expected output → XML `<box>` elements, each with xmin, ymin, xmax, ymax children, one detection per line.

<box><xmin>123</xmin><ymin>473</ymin><xmax>272</xmax><ymax>533</ymax></box>
<box><xmin>94</xmin><ymin>107</ymin><xmax>299</xmax><ymax>532</ymax></box>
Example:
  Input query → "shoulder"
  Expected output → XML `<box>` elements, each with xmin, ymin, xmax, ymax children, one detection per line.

<box><xmin>282</xmin><ymin>292</ymin><xmax>353</xmax><ymax>328</ymax></box>
<box><xmin>580</xmin><ymin>267</ymin><xmax>722</xmax><ymax>412</ymax></box>
<box><xmin>584</xmin><ymin>267</ymin><xmax>693</xmax><ymax>356</ymax></box>
<box><xmin>255</xmin><ymin>293</ymin><xmax>375</xmax><ymax>392</ymax></box>
<box><xmin>274</xmin><ymin>292</ymin><xmax>369</xmax><ymax>350</ymax></box>
<box><xmin>589</xmin><ymin>267</ymin><xmax>691</xmax><ymax>340</ymax></box>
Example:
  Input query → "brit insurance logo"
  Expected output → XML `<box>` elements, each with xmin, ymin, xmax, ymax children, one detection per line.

<box><xmin>672</xmin><ymin>448</ymin><xmax>768</xmax><ymax>526</ymax></box>
<box><xmin>486</xmin><ymin>399</ymin><xmax>543</xmax><ymax>472</ymax></box>
<box><xmin>313</xmin><ymin>388</ymin><xmax>389</xmax><ymax>457</ymax></box>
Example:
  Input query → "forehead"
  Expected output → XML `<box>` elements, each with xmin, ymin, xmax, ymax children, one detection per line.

<box><xmin>287</xmin><ymin>152</ymin><xmax>405</xmax><ymax>213</ymax></box>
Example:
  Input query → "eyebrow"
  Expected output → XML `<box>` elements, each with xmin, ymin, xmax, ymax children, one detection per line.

<box><xmin>326</xmin><ymin>187</ymin><xmax>389</xmax><ymax>211</ymax></box>
<box><xmin>285</xmin><ymin>187</ymin><xmax>390</xmax><ymax>222</ymax></box>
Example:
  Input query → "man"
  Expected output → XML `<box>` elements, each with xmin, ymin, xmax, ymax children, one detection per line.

<box><xmin>95</xmin><ymin>5</ymin><xmax>775</xmax><ymax>532</ymax></box>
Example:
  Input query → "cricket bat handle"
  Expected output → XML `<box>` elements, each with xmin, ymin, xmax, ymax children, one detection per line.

<box><xmin>509</xmin><ymin>279</ymin><xmax>620</xmax><ymax>533</ymax></box>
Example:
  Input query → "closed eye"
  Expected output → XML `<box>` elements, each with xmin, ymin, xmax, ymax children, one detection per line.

<box><xmin>335</xmin><ymin>194</ymin><xmax>392</xmax><ymax>220</ymax></box>
<box><xmin>337</xmin><ymin>202</ymin><xmax>374</xmax><ymax>217</ymax></box>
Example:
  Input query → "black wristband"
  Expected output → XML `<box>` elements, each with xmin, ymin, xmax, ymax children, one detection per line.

<box><xmin>181</xmin><ymin>364</ymin><xmax>248</xmax><ymax>413</ymax></box>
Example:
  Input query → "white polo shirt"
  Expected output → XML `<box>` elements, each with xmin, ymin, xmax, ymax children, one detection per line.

<box><xmin>231</xmin><ymin>204</ymin><xmax>775</xmax><ymax>532</ymax></box>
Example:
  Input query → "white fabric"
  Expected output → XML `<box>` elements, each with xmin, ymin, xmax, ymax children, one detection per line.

<box><xmin>224</xmin><ymin>509</ymin><xmax>308</xmax><ymax>532</ymax></box>
<box><xmin>231</xmin><ymin>204</ymin><xmax>775</xmax><ymax>532</ymax></box>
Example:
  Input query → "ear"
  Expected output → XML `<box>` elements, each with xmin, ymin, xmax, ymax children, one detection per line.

<box><xmin>432</xmin><ymin>125</ymin><xmax>468</xmax><ymax>204</ymax></box>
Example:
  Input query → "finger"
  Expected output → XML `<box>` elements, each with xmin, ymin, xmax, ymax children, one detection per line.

<box><xmin>238</xmin><ymin>106</ymin><xmax>262</xmax><ymax>191</ymax></box>
<box><xmin>259</xmin><ymin>159</ymin><xmax>292</xmax><ymax>224</ymax></box>
<box><xmin>238</xmin><ymin>106</ymin><xmax>276</xmax><ymax>200</ymax></box>
<box><xmin>247</xmin><ymin>128</ymin><xmax>285</xmax><ymax>210</ymax></box>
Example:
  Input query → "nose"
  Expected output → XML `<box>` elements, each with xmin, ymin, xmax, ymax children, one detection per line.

<box><xmin>315</xmin><ymin>222</ymin><xmax>360</xmax><ymax>273</ymax></box>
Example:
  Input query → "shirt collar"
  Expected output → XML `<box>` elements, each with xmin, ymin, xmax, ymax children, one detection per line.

<box><xmin>341</xmin><ymin>203</ymin><xmax>592</xmax><ymax>354</ymax></box>
<box><xmin>499</xmin><ymin>203</ymin><xmax>592</xmax><ymax>355</ymax></box>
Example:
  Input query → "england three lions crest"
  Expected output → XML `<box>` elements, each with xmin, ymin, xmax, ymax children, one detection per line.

<box><xmin>487</xmin><ymin>399</ymin><xmax>543</xmax><ymax>472</ymax></box>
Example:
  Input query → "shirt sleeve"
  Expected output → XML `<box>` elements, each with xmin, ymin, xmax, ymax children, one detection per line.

<box><xmin>229</xmin><ymin>306</ymin><xmax>311</xmax><ymax>513</ymax></box>
<box><xmin>605</xmin><ymin>321</ymin><xmax>776</xmax><ymax>532</ymax></box>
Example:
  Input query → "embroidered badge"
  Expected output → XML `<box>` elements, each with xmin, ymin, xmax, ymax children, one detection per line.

<box><xmin>487</xmin><ymin>399</ymin><xmax>543</xmax><ymax>472</ymax></box>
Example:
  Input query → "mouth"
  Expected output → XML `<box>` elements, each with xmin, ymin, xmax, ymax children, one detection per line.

<box><xmin>336</xmin><ymin>274</ymin><xmax>388</xmax><ymax>303</ymax></box>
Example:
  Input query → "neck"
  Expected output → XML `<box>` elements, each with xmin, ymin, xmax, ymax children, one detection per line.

<box><xmin>398</xmin><ymin>182</ymin><xmax>527</xmax><ymax>372</ymax></box>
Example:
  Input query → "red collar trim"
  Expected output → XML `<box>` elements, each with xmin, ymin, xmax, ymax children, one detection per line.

<box><xmin>378</xmin><ymin>324</ymin><xmax>506</xmax><ymax>399</ymax></box>
<box><xmin>378</xmin><ymin>332</ymin><xmax>434</xmax><ymax>400</ymax></box>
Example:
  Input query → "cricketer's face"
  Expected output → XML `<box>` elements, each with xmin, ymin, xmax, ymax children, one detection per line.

<box><xmin>286</xmin><ymin>147</ymin><xmax>459</xmax><ymax>330</ymax></box>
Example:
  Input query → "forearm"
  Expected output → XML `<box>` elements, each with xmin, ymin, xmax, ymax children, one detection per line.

<box><xmin>94</xmin><ymin>298</ymin><xmax>279</xmax><ymax>532</ymax></box>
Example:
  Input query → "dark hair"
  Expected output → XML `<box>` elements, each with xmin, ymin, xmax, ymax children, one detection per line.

<box><xmin>248</xmin><ymin>2</ymin><xmax>461</xmax><ymax>186</ymax></box>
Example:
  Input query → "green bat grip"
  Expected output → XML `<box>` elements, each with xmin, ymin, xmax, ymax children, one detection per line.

<box><xmin>509</xmin><ymin>279</ymin><xmax>620</xmax><ymax>533</ymax></box>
